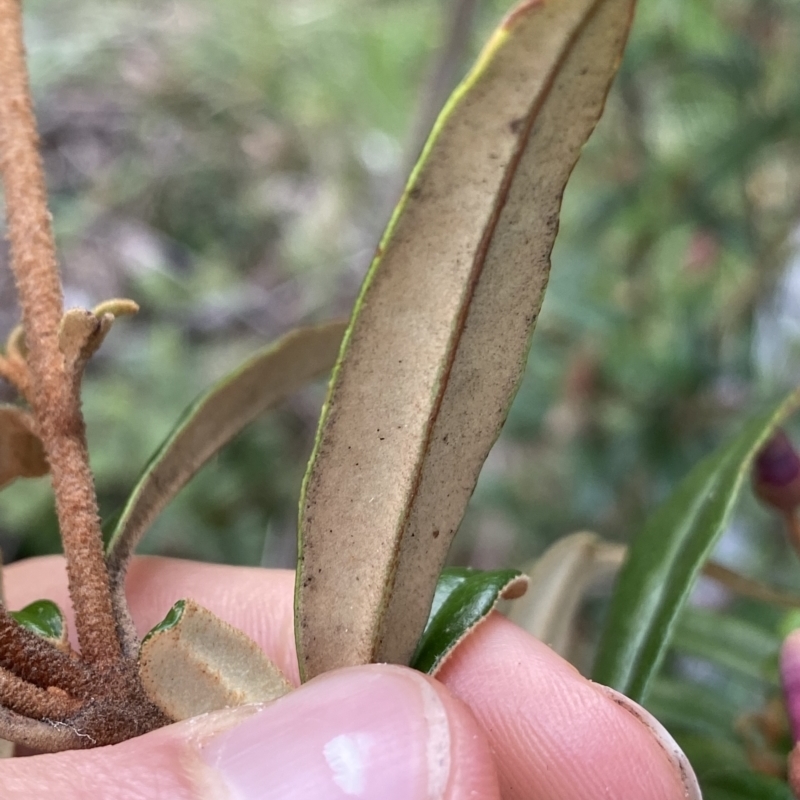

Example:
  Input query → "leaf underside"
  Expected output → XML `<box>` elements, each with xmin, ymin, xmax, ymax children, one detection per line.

<box><xmin>106</xmin><ymin>321</ymin><xmax>345</xmax><ymax>577</ymax></box>
<box><xmin>139</xmin><ymin>599</ymin><xmax>292</xmax><ymax>722</ymax></box>
<box><xmin>296</xmin><ymin>0</ymin><xmax>636</xmax><ymax>681</ymax></box>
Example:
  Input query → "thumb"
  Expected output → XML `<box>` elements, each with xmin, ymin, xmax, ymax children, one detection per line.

<box><xmin>0</xmin><ymin>665</ymin><xmax>500</xmax><ymax>800</ymax></box>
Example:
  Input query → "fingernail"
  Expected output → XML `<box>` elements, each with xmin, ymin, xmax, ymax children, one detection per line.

<box><xmin>598</xmin><ymin>685</ymin><xmax>702</xmax><ymax>800</ymax></box>
<box><xmin>199</xmin><ymin>665</ymin><xmax>451</xmax><ymax>800</ymax></box>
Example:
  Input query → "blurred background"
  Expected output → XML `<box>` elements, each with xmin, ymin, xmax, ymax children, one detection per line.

<box><xmin>3</xmin><ymin>0</ymin><xmax>800</xmax><ymax>789</ymax></box>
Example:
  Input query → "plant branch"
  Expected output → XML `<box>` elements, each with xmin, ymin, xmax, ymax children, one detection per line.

<box><xmin>0</xmin><ymin>666</ymin><xmax>80</xmax><ymax>719</ymax></box>
<box><xmin>0</xmin><ymin>703</ymin><xmax>84</xmax><ymax>751</ymax></box>
<box><xmin>0</xmin><ymin>611</ymin><xmax>92</xmax><ymax>695</ymax></box>
<box><xmin>0</xmin><ymin>0</ymin><xmax>121</xmax><ymax>665</ymax></box>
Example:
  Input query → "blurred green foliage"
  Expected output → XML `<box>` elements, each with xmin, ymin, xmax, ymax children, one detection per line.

<box><xmin>2</xmin><ymin>0</ymin><xmax>800</xmax><ymax>571</ymax></box>
<box><xmin>4</xmin><ymin>0</ymin><xmax>800</xmax><ymax>787</ymax></box>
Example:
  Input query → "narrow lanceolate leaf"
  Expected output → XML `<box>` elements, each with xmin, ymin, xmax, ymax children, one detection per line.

<box><xmin>139</xmin><ymin>599</ymin><xmax>292</xmax><ymax>722</ymax></box>
<box><xmin>106</xmin><ymin>321</ymin><xmax>346</xmax><ymax>582</ymax></box>
<box><xmin>411</xmin><ymin>568</ymin><xmax>527</xmax><ymax>675</ymax></box>
<box><xmin>0</xmin><ymin>405</ymin><xmax>47</xmax><ymax>490</ymax></box>
<box><xmin>296</xmin><ymin>0</ymin><xmax>636</xmax><ymax>680</ymax></box>
<box><xmin>593</xmin><ymin>390</ymin><xmax>800</xmax><ymax>703</ymax></box>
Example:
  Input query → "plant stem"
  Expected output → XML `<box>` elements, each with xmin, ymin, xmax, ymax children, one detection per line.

<box><xmin>0</xmin><ymin>610</ymin><xmax>92</xmax><ymax>694</ymax></box>
<box><xmin>0</xmin><ymin>667</ymin><xmax>80</xmax><ymax>719</ymax></box>
<box><xmin>0</xmin><ymin>0</ymin><xmax>121</xmax><ymax>665</ymax></box>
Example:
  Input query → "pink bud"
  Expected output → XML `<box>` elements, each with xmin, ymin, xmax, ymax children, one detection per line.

<box><xmin>782</xmin><ymin>630</ymin><xmax>800</xmax><ymax>742</ymax></box>
<box><xmin>753</xmin><ymin>430</ymin><xmax>800</xmax><ymax>514</ymax></box>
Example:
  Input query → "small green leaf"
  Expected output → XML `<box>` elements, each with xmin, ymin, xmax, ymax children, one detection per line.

<box><xmin>10</xmin><ymin>599</ymin><xmax>64</xmax><ymax>641</ymax></box>
<box><xmin>411</xmin><ymin>567</ymin><xmax>527</xmax><ymax>675</ymax></box>
<box><xmin>592</xmin><ymin>390</ymin><xmax>800</xmax><ymax>702</ymax></box>
<box><xmin>141</xmin><ymin>599</ymin><xmax>186</xmax><ymax>645</ymax></box>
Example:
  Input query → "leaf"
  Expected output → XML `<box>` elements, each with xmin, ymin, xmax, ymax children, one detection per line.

<box><xmin>504</xmin><ymin>531</ymin><xmax>624</xmax><ymax>658</ymax></box>
<box><xmin>0</xmin><ymin>405</ymin><xmax>47</xmax><ymax>490</ymax></box>
<box><xmin>296</xmin><ymin>0</ymin><xmax>636</xmax><ymax>681</ymax></box>
<box><xmin>9</xmin><ymin>599</ymin><xmax>68</xmax><ymax>652</ymax></box>
<box><xmin>592</xmin><ymin>390</ymin><xmax>800</xmax><ymax>702</ymax></box>
<box><xmin>106</xmin><ymin>320</ymin><xmax>346</xmax><ymax>583</ymax></box>
<box><xmin>411</xmin><ymin>567</ymin><xmax>527</xmax><ymax>675</ymax></box>
<box><xmin>139</xmin><ymin>599</ymin><xmax>292</xmax><ymax>722</ymax></box>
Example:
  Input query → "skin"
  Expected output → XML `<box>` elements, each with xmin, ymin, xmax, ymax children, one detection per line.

<box><xmin>0</xmin><ymin>556</ymin><xmax>691</xmax><ymax>800</ymax></box>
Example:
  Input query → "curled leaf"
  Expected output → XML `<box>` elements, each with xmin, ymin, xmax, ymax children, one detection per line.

<box><xmin>504</xmin><ymin>532</ymin><xmax>624</xmax><ymax>660</ymax></box>
<box><xmin>139</xmin><ymin>599</ymin><xmax>291</xmax><ymax>721</ymax></box>
<box><xmin>106</xmin><ymin>321</ymin><xmax>345</xmax><ymax>658</ymax></box>
<box><xmin>58</xmin><ymin>298</ymin><xmax>138</xmax><ymax>377</ymax></box>
<box><xmin>411</xmin><ymin>567</ymin><xmax>527</xmax><ymax>675</ymax></box>
<box><xmin>0</xmin><ymin>405</ymin><xmax>47</xmax><ymax>490</ymax></box>
<box><xmin>106</xmin><ymin>321</ymin><xmax>346</xmax><ymax>579</ymax></box>
<box><xmin>297</xmin><ymin>0</ymin><xmax>636</xmax><ymax>680</ymax></box>
<box><xmin>92</xmin><ymin>298</ymin><xmax>139</xmax><ymax>319</ymax></box>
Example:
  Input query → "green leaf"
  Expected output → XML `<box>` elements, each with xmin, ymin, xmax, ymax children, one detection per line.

<box><xmin>296</xmin><ymin>0</ymin><xmax>636</xmax><ymax>681</ymax></box>
<box><xmin>141</xmin><ymin>599</ymin><xmax>186</xmax><ymax>645</ymax></box>
<box><xmin>10</xmin><ymin>599</ymin><xmax>64</xmax><ymax>641</ymax></box>
<box><xmin>592</xmin><ymin>390</ymin><xmax>800</xmax><ymax>702</ymax></box>
<box><xmin>411</xmin><ymin>567</ymin><xmax>527</xmax><ymax>675</ymax></box>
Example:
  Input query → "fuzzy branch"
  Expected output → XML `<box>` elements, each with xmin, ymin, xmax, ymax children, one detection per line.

<box><xmin>0</xmin><ymin>0</ymin><xmax>121</xmax><ymax>664</ymax></box>
<box><xmin>0</xmin><ymin>611</ymin><xmax>92</xmax><ymax>695</ymax></box>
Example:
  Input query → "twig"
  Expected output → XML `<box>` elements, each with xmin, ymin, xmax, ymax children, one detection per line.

<box><xmin>0</xmin><ymin>0</ymin><xmax>120</xmax><ymax>665</ymax></box>
<box><xmin>0</xmin><ymin>667</ymin><xmax>80</xmax><ymax>719</ymax></box>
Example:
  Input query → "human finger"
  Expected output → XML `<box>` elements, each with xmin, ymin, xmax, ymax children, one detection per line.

<box><xmin>0</xmin><ymin>665</ymin><xmax>500</xmax><ymax>800</ymax></box>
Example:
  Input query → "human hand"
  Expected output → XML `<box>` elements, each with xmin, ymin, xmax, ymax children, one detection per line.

<box><xmin>1</xmin><ymin>556</ymin><xmax>701</xmax><ymax>799</ymax></box>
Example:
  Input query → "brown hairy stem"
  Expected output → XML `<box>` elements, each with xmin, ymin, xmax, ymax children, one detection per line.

<box><xmin>0</xmin><ymin>667</ymin><xmax>80</xmax><ymax>719</ymax></box>
<box><xmin>0</xmin><ymin>703</ymin><xmax>84</xmax><ymax>751</ymax></box>
<box><xmin>0</xmin><ymin>611</ymin><xmax>92</xmax><ymax>695</ymax></box>
<box><xmin>0</xmin><ymin>0</ymin><xmax>121</xmax><ymax>664</ymax></box>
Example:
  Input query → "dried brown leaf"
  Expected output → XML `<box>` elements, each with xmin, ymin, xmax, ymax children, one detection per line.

<box><xmin>0</xmin><ymin>405</ymin><xmax>47</xmax><ymax>489</ymax></box>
